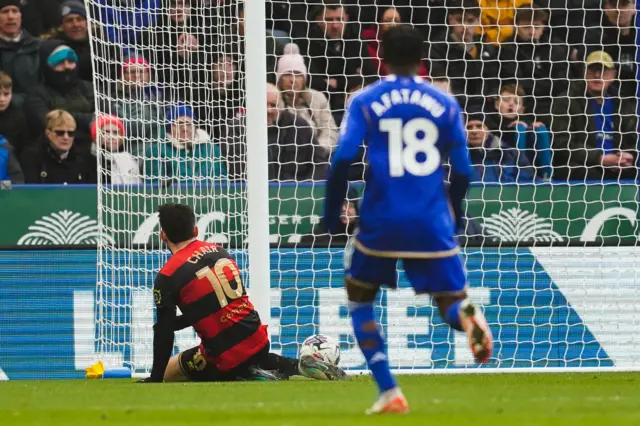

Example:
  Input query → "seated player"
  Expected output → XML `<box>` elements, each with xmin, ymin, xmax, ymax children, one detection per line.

<box><xmin>139</xmin><ymin>203</ymin><xmax>347</xmax><ymax>383</ymax></box>
<box><xmin>324</xmin><ymin>25</ymin><xmax>493</xmax><ymax>414</ymax></box>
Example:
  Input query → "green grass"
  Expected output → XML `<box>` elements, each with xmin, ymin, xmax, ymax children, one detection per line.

<box><xmin>0</xmin><ymin>373</ymin><xmax>639</xmax><ymax>425</ymax></box>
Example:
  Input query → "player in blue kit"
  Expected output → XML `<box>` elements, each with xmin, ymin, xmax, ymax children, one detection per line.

<box><xmin>323</xmin><ymin>25</ymin><xmax>493</xmax><ymax>414</ymax></box>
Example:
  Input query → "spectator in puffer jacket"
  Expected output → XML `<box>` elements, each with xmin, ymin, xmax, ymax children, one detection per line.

<box><xmin>146</xmin><ymin>104</ymin><xmax>225</xmax><ymax>186</ymax></box>
<box><xmin>0</xmin><ymin>134</ymin><xmax>23</xmax><ymax>182</ymax></box>
<box><xmin>276</xmin><ymin>43</ymin><xmax>338</xmax><ymax>154</ymax></box>
<box><xmin>25</xmin><ymin>39</ymin><xmax>94</xmax><ymax>139</ymax></box>
<box><xmin>21</xmin><ymin>109</ymin><xmax>96</xmax><ymax>184</ymax></box>
<box><xmin>107</xmin><ymin>56</ymin><xmax>164</xmax><ymax>156</ymax></box>
<box><xmin>91</xmin><ymin>114</ymin><xmax>141</xmax><ymax>185</ymax></box>
<box><xmin>465</xmin><ymin>109</ymin><xmax>536</xmax><ymax>183</ymax></box>
<box><xmin>0</xmin><ymin>0</ymin><xmax>41</xmax><ymax>105</ymax></box>
<box><xmin>0</xmin><ymin>71</ymin><xmax>31</xmax><ymax>158</ymax></box>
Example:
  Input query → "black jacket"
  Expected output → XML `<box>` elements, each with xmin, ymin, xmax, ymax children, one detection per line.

<box><xmin>21</xmin><ymin>136</ymin><xmax>97</xmax><ymax>184</ymax></box>
<box><xmin>223</xmin><ymin>111</ymin><xmax>328</xmax><ymax>181</ymax></box>
<box><xmin>498</xmin><ymin>31</ymin><xmax>569</xmax><ymax>122</ymax></box>
<box><xmin>426</xmin><ymin>31</ymin><xmax>499</xmax><ymax>109</ymax></box>
<box><xmin>25</xmin><ymin>39</ymin><xmax>95</xmax><ymax>138</ymax></box>
<box><xmin>0</xmin><ymin>102</ymin><xmax>33</xmax><ymax>158</ymax></box>
<box><xmin>551</xmin><ymin>81</ymin><xmax>638</xmax><ymax>181</ymax></box>
<box><xmin>0</xmin><ymin>31</ymin><xmax>41</xmax><ymax>101</ymax></box>
<box><xmin>585</xmin><ymin>17</ymin><xmax>637</xmax><ymax>100</ymax></box>
<box><xmin>295</xmin><ymin>24</ymin><xmax>377</xmax><ymax>113</ymax></box>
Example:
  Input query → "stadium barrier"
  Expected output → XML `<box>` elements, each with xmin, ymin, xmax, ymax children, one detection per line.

<box><xmin>0</xmin><ymin>182</ymin><xmax>638</xmax><ymax>246</ymax></box>
<box><xmin>0</xmin><ymin>246</ymin><xmax>638</xmax><ymax>380</ymax></box>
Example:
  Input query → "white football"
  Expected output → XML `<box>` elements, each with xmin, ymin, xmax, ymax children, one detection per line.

<box><xmin>299</xmin><ymin>334</ymin><xmax>341</xmax><ymax>366</ymax></box>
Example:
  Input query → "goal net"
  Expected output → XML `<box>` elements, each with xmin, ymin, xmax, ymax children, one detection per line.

<box><xmin>86</xmin><ymin>0</ymin><xmax>640</xmax><ymax>375</ymax></box>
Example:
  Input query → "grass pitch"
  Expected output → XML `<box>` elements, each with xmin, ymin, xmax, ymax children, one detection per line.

<box><xmin>0</xmin><ymin>373</ymin><xmax>638</xmax><ymax>425</ymax></box>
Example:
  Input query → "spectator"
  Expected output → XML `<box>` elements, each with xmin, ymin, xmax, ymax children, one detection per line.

<box><xmin>108</xmin><ymin>56</ymin><xmax>164</xmax><ymax>156</ymax></box>
<box><xmin>0</xmin><ymin>71</ymin><xmax>32</xmax><ymax>158</ymax></box>
<box><xmin>0</xmin><ymin>0</ymin><xmax>41</xmax><ymax>105</ymax></box>
<box><xmin>19</xmin><ymin>0</ymin><xmax>60</xmax><ymax>39</ymax></box>
<box><xmin>43</xmin><ymin>1</ymin><xmax>92</xmax><ymax>82</ymax></box>
<box><xmin>25</xmin><ymin>40</ymin><xmax>94</xmax><ymax>139</ymax></box>
<box><xmin>147</xmin><ymin>104</ymin><xmax>225</xmax><ymax>186</ymax></box>
<box><xmin>308</xmin><ymin>188</ymin><xmax>360</xmax><ymax>244</ymax></box>
<box><xmin>361</xmin><ymin>7</ymin><xmax>428</xmax><ymax>78</ymax></box>
<box><xmin>491</xmin><ymin>83</ymin><xmax>552</xmax><ymax>180</ymax></box>
<box><xmin>236</xmin><ymin>2</ymin><xmax>284</xmax><ymax>85</ymax></box>
<box><xmin>0</xmin><ymin>134</ymin><xmax>23</xmax><ymax>183</ymax></box>
<box><xmin>91</xmin><ymin>114</ymin><xmax>142</xmax><ymax>185</ymax></box>
<box><xmin>295</xmin><ymin>0</ymin><xmax>377</xmax><ymax>113</ymax></box>
<box><xmin>426</xmin><ymin>1</ymin><xmax>499</xmax><ymax>110</ymax></box>
<box><xmin>140</xmin><ymin>0</ymin><xmax>206</xmax><ymax>101</ymax></box>
<box><xmin>465</xmin><ymin>109</ymin><xmax>536</xmax><ymax>183</ymax></box>
<box><xmin>21</xmin><ymin>109</ymin><xmax>96</xmax><ymax>184</ymax></box>
<box><xmin>551</xmin><ymin>51</ymin><xmax>637</xmax><ymax>181</ymax></box>
<box><xmin>478</xmin><ymin>0</ymin><xmax>532</xmax><ymax>44</ymax></box>
<box><xmin>276</xmin><ymin>43</ymin><xmax>338</xmax><ymax>153</ymax></box>
<box><xmin>585</xmin><ymin>0</ymin><xmax>637</xmax><ymax>99</ymax></box>
<box><xmin>209</xmin><ymin>53</ymin><xmax>243</xmax><ymax>129</ymax></box>
<box><xmin>499</xmin><ymin>5</ymin><xmax>569</xmax><ymax>123</ymax></box>
<box><xmin>225</xmin><ymin>83</ymin><xmax>327</xmax><ymax>181</ymax></box>
<box><xmin>537</xmin><ymin>0</ymin><xmax>602</xmax><ymax>46</ymax></box>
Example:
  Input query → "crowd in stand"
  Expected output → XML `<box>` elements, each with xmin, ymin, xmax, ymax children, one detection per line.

<box><xmin>0</xmin><ymin>0</ymin><xmax>637</xmax><ymax>185</ymax></box>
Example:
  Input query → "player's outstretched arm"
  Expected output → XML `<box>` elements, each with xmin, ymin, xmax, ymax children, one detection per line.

<box><xmin>144</xmin><ymin>274</ymin><xmax>177</xmax><ymax>382</ymax></box>
<box><xmin>324</xmin><ymin>96</ymin><xmax>368</xmax><ymax>233</ymax></box>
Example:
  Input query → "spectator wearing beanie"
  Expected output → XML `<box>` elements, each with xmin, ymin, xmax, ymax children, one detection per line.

<box><xmin>91</xmin><ymin>114</ymin><xmax>141</xmax><ymax>185</ymax></box>
<box><xmin>276</xmin><ymin>43</ymin><xmax>338</xmax><ymax>154</ymax></box>
<box><xmin>146</xmin><ymin>104</ymin><xmax>225</xmax><ymax>186</ymax></box>
<box><xmin>25</xmin><ymin>39</ymin><xmax>94</xmax><ymax>139</ymax></box>
<box><xmin>21</xmin><ymin>109</ymin><xmax>96</xmax><ymax>184</ymax></box>
<box><xmin>0</xmin><ymin>0</ymin><xmax>41</xmax><ymax>105</ymax></box>
<box><xmin>107</xmin><ymin>56</ymin><xmax>164</xmax><ymax>156</ymax></box>
<box><xmin>43</xmin><ymin>1</ymin><xmax>92</xmax><ymax>82</ymax></box>
<box><xmin>0</xmin><ymin>134</ymin><xmax>23</xmax><ymax>183</ymax></box>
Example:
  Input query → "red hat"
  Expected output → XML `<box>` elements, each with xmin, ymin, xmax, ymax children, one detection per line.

<box><xmin>121</xmin><ymin>57</ymin><xmax>151</xmax><ymax>76</ymax></box>
<box><xmin>91</xmin><ymin>114</ymin><xmax>125</xmax><ymax>141</ymax></box>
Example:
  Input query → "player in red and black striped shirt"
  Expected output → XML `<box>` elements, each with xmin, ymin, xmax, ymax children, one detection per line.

<box><xmin>141</xmin><ymin>203</ymin><xmax>347</xmax><ymax>383</ymax></box>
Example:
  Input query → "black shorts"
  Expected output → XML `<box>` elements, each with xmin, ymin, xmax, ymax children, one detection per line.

<box><xmin>178</xmin><ymin>343</ymin><xmax>270</xmax><ymax>382</ymax></box>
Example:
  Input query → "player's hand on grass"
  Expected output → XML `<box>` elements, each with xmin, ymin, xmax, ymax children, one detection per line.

<box><xmin>137</xmin><ymin>377</ymin><xmax>162</xmax><ymax>383</ymax></box>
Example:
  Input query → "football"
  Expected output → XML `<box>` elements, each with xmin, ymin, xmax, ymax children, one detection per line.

<box><xmin>299</xmin><ymin>334</ymin><xmax>341</xmax><ymax>366</ymax></box>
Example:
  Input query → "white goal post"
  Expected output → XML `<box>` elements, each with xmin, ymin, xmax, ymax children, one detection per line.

<box><xmin>86</xmin><ymin>0</ymin><xmax>640</xmax><ymax>376</ymax></box>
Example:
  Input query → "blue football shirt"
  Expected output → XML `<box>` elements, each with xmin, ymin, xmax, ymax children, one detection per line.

<box><xmin>324</xmin><ymin>75</ymin><xmax>473</xmax><ymax>256</ymax></box>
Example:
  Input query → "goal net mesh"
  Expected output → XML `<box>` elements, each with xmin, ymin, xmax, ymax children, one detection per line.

<box><xmin>88</xmin><ymin>0</ymin><xmax>639</xmax><ymax>374</ymax></box>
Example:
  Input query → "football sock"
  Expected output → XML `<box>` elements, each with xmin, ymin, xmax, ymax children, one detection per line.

<box><xmin>444</xmin><ymin>299</ymin><xmax>464</xmax><ymax>331</ymax></box>
<box><xmin>349</xmin><ymin>301</ymin><xmax>397</xmax><ymax>393</ymax></box>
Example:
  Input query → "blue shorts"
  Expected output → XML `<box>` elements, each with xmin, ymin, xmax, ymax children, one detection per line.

<box><xmin>345</xmin><ymin>245</ymin><xmax>467</xmax><ymax>295</ymax></box>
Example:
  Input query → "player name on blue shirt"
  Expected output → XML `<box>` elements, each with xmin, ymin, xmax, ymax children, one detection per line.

<box><xmin>324</xmin><ymin>75</ymin><xmax>473</xmax><ymax>258</ymax></box>
<box><xmin>369</xmin><ymin>89</ymin><xmax>447</xmax><ymax>118</ymax></box>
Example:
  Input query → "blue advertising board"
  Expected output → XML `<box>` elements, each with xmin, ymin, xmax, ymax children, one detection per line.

<box><xmin>0</xmin><ymin>247</ymin><xmax>637</xmax><ymax>380</ymax></box>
